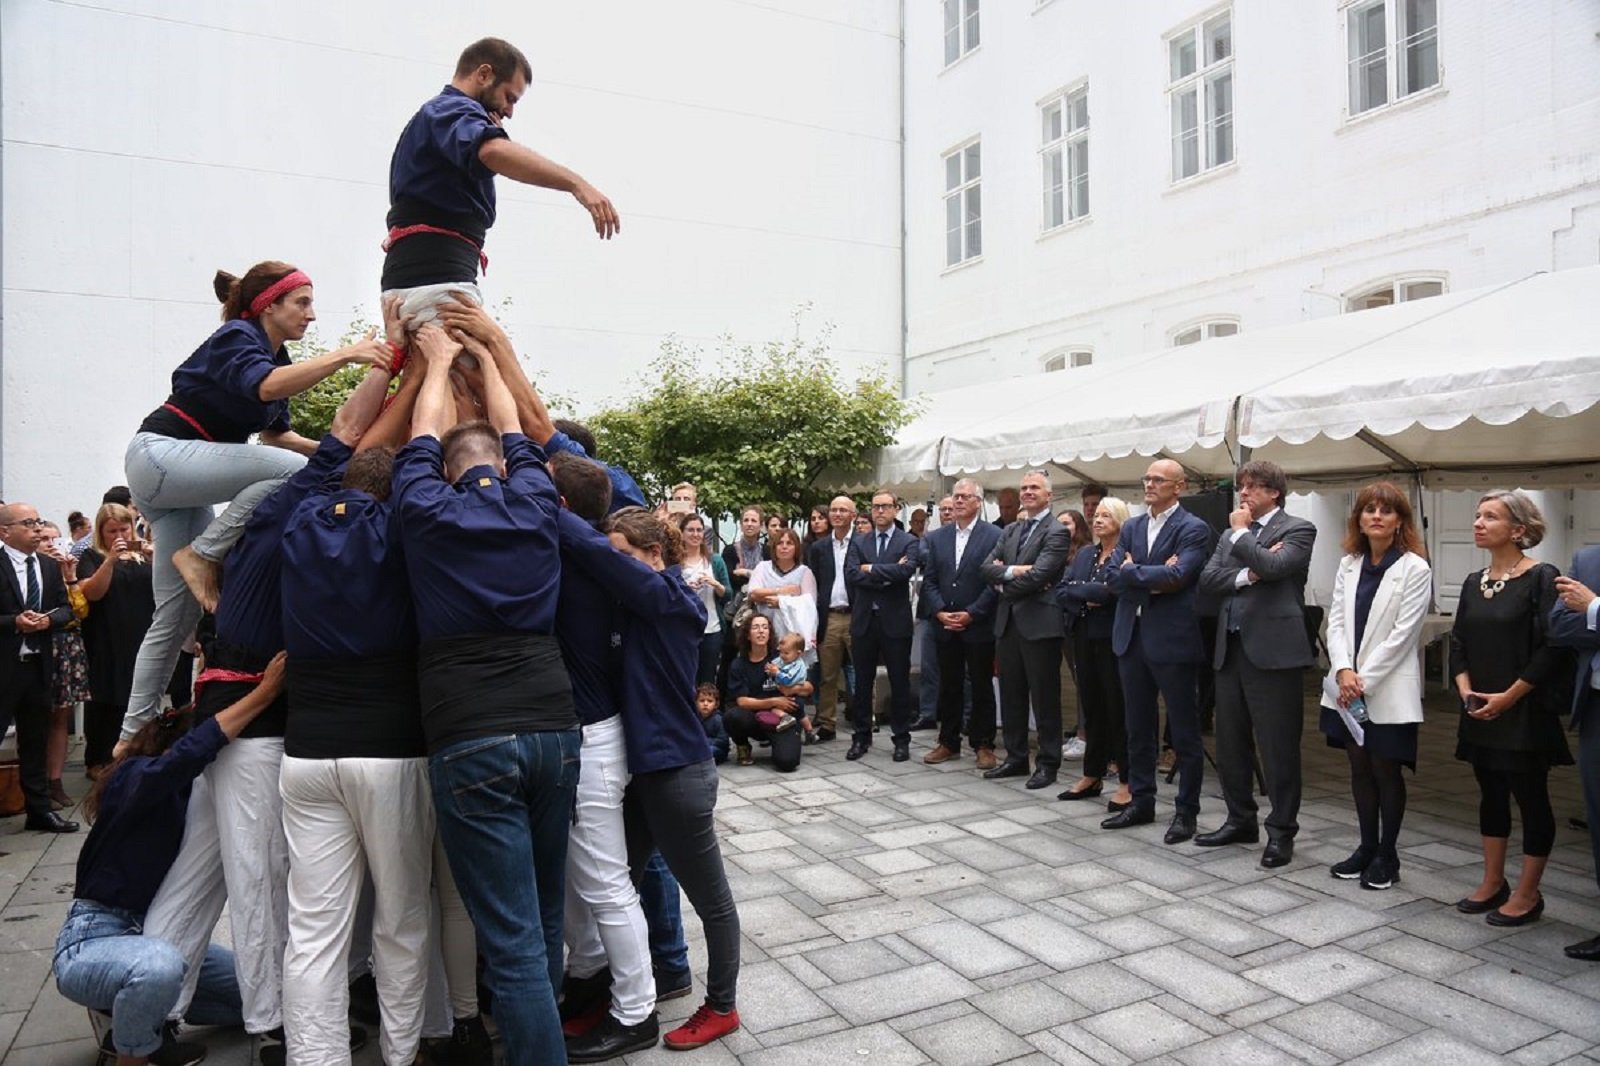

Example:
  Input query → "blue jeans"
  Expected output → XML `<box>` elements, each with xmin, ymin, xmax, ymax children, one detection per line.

<box><xmin>54</xmin><ymin>900</ymin><xmax>242</xmax><ymax>1056</ymax></box>
<box><xmin>430</xmin><ymin>731</ymin><xmax>580</xmax><ymax>1066</ymax></box>
<box><xmin>639</xmin><ymin>851</ymin><xmax>689</xmax><ymax>976</ymax></box>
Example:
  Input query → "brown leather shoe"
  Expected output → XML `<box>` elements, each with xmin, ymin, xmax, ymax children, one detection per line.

<box><xmin>923</xmin><ymin>744</ymin><xmax>958</xmax><ymax>765</ymax></box>
<box><xmin>974</xmin><ymin>747</ymin><xmax>998</xmax><ymax>771</ymax></box>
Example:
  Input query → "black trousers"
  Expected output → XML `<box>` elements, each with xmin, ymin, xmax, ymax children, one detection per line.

<box><xmin>0</xmin><ymin>658</ymin><xmax>53</xmax><ymax>816</ymax></box>
<box><xmin>1120</xmin><ymin>632</ymin><xmax>1203</xmax><ymax>815</ymax></box>
<box><xmin>724</xmin><ymin>707</ymin><xmax>803</xmax><ymax>772</ymax></box>
<box><xmin>935</xmin><ymin>637</ymin><xmax>996</xmax><ymax>753</ymax></box>
<box><xmin>1074</xmin><ymin>629</ymin><xmax>1126</xmax><ymax>779</ymax></box>
<box><xmin>1214</xmin><ymin>634</ymin><xmax>1303</xmax><ymax>839</ymax></box>
<box><xmin>996</xmin><ymin>628</ymin><xmax>1062</xmax><ymax>771</ymax></box>
<box><xmin>851</xmin><ymin>615</ymin><xmax>913</xmax><ymax>743</ymax></box>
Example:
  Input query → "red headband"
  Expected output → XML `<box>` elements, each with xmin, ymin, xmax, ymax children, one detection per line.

<box><xmin>242</xmin><ymin>270</ymin><xmax>313</xmax><ymax>318</ymax></box>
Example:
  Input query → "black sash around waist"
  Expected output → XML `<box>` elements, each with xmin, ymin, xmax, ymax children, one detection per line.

<box><xmin>193</xmin><ymin>638</ymin><xmax>286</xmax><ymax>739</ymax></box>
<box><xmin>284</xmin><ymin>653</ymin><xmax>426</xmax><ymax>760</ymax></box>
<box><xmin>417</xmin><ymin>632</ymin><xmax>577</xmax><ymax>752</ymax></box>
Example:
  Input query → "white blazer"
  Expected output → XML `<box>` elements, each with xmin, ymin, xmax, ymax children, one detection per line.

<box><xmin>1321</xmin><ymin>551</ymin><xmax>1433</xmax><ymax>725</ymax></box>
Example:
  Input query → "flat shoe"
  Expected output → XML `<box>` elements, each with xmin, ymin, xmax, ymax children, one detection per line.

<box><xmin>1454</xmin><ymin>881</ymin><xmax>1510</xmax><ymax>914</ymax></box>
<box><xmin>1056</xmin><ymin>781</ymin><xmax>1103</xmax><ymax>801</ymax></box>
<box><xmin>1485</xmin><ymin>894</ymin><xmax>1544</xmax><ymax>927</ymax></box>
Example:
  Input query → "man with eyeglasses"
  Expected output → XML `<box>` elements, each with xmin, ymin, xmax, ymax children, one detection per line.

<box><xmin>1104</xmin><ymin>460</ymin><xmax>1213</xmax><ymax>845</ymax></box>
<box><xmin>979</xmin><ymin>471</ymin><xmax>1073</xmax><ymax>789</ymax></box>
<box><xmin>1</xmin><ymin>503</ymin><xmax>81</xmax><ymax>832</ymax></box>
<box><xmin>844</xmin><ymin>491</ymin><xmax>918</xmax><ymax>762</ymax></box>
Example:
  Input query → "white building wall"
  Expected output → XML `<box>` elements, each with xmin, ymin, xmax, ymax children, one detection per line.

<box><xmin>1</xmin><ymin>0</ymin><xmax>903</xmax><ymax>527</ymax></box>
<box><xmin>903</xmin><ymin>0</ymin><xmax>1600</xmax><ymax>392</ymax></box>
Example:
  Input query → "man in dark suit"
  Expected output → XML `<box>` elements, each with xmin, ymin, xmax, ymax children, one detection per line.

<box><xmin>979</xmin><ymin>471</ymin><xmax>1073</xmax><ymax>789</ymax></box>
<box><xmin>843</xmin><ymin>490</ymin><xmax>917</xmax><ymax>762</ymax></box>
<box><xmin>1104</xmin><ymin>459</ymin><xmax>1212</xmax><ymax>844</ymax></box>
<box><xmin>0</xmin><ymin>502</ymin><xmax>80</xmax><ymax>831</ymax></box>
<box><xmin>806</xmin><ymin>495</ymin><xmax>859</xmax><ymax>741</ymax></box>
<box><xmin>920</xmin><ymin>479</ymin><xmax>1002</xmax><ymax>769</ymax></box>
<box><xmin>1195</xmin><ymin>460</ymin><xmax>1317</xmax><ymax>867</ymax></box>
<box><xmin>1550</xmin><ymin>548</ymin><xmax>1600</xmax><ymax>961</ymax></box>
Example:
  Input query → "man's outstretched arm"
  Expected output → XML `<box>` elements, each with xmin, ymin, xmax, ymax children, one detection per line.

<box><xmin>477</xmin><ymin>139</ymin><xmax>620</xmax><ymax>238</ymax></box>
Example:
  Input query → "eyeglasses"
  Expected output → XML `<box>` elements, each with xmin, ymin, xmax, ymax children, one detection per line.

<box><xmin>951</xmin><ymin>492</ymin><xmax>979</xmax><ymax>501</ymax></box>
<box><xmin>1141</xmin><ymin>476</ymin><xmax>1175</xmax><ymax>486</ymax></box>
<box><xmin>870</xmin><ymin>502</ymin><xmax>896</xmax><ymax>510</ymax></box>
<box><xmin>1</xmin><ymin>518</ymin><xmax>43</xmax><ymax>529</ymax></box>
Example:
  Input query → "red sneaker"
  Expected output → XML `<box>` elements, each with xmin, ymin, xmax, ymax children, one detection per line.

<box><xmin>662</xmin><ymin>1001</ymin><xmax>741</xmax><ymax>1050</ymax></box>
<box><xmin>561</xmin><ymin>998</ymin><xmax>610</xmax><ymax>1038</ymax></box>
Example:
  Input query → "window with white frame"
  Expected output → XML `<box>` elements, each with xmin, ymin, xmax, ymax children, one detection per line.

<box><xmin>1171</xmin><ymin>319</ymin><xmax>1239</xmax><ymax>346</ymax></box>
<box><xmin>1346</xmin><ymin>276</ymin><xmax>1445</xmax><ymax>311</ymax></box>
<box><xmin>1167</xmin><ymin>10</ymin><xmax>1234</xmax><ymax>182</ymax></box>
<box><xmin>1346</xmin><ymin>0</ymin><xmax>1439</xmax><ymax>116</ymax></box>
<box><xmin>943</xmin><ymin>0</ymin><xmax>980</xmax><ymax>66</ymax></box>
<box><xmin>1040</xmin><ymin>85</ymin><xmax>1089</xmax><ymax>230</ymax></box>
<box><xmin>943</xmin><ymin>140</ymin><xmax>982</xmax><ymax>267</ymax></box>
<box><xmin>1042</xmin><ymin>348</ymin><xmax>1093</xmax><ymax>372</ymax></box>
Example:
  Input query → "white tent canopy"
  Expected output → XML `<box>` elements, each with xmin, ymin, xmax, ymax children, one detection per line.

<box><xmin>833</xmin><ymin>267</ymin><xmax>1600</xmax><ymax>494</ymax></box>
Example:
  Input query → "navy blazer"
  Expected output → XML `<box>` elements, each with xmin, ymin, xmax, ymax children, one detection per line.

<box><xmin>1106</xmin><ymin>505</ymin><xmax>1211</xmax><ymax>664</ymax></box>
<box><xmin>920</xmin><ymin>520</ymin><xmax>1001</xmax><ymax>644</ymax></box>
<box><xmin>1058</xmin><ymin>544</ymin><xmax>1123</xmax><ymax>642</ymax></box>
<box><xmin>844</xmin><ymin>527</ymin><xmax>916</xmax><ymax>640</ymax></box>
<box><xmin>806</xmin><ymin>533</ymin><xmax>853</xmax><ymax>643</ymax></box>
<box><xmin>1548</xmin><ymin>545</ymin><xmax>1600</xmax><ymax>729</ymax></box>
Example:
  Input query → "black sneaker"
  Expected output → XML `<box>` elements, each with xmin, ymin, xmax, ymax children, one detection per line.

<box><xmin>95</xmin><ymin>1019</ymin><xmax>206</xmax><ymax>1066</ymax></box>
<box><xmin>348</xmin><ymin>971</ymin><xmax>380</xmax><ymax>1026</ymax></box>
<box><xmin>1359</xmin><ymin>853</ymin><xmax>1400</xmax><ymax>891</ymax></box>
<box><xmin>1330</xmin><ymin>847</ymin><xmax>1375</xmax><ymax>880</ymax></box>
<box><xmin>428</xmin><ymin>1015</ymin><xmax>494</xmax><ymax>1066</ymax></box>
<box><xmin>653</xmin><ymin>963</ymin><xmax>693</xmax><ymax>1002</ymax></box>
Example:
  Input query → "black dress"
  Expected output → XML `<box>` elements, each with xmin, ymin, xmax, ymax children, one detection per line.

<box><xmin>77</xmin><ymin>549</ymin><xmax>156</xmax><ymax>766</ymax></box>
<box><xmin>1449</xmin><ymin>562</ymin><xmax>1574</xmax><ymax>773</ymax></box>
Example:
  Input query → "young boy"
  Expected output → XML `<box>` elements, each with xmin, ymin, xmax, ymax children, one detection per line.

<box><xmin>696</xmin><ymin>684</ymin><xmax>729</xmax><ymax>765</ymax></box>
<box><xmin>761</xmin><ymin>633</ymin><xmax>812</xmax><ymax>735</ymax></box>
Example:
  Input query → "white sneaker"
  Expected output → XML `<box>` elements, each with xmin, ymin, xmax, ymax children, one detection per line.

<box><xmin>1063</xmin><ymin>737</ymin><xmax>1086</xmax><ymax>760</ymax></box>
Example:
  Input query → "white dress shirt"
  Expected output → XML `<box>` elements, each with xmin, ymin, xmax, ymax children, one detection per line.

<box><xmin>953</xmin><ymin>520</ymin><xmax>975</xmax><ymax>569</ymax></box>
<box><xmin>1145</xmin><ymin>504</ymin><xmax>1176</xmax><ymax>555</ymax></box>
<box><xmin>1229</xmin><ymin>506</ymin><xmax>1278</xmax><ymax>588</ymax></box>
<box><xmin>829</xmin><ymin>534</ymin><xmax>850</xmax><ymax>608</ymax></box>
<box><xmin>4</xmin><ymin>541</ymin><xmax>41</xmax><ymax>658</ymax></box>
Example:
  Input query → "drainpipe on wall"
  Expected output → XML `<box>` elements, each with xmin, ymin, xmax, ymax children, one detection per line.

<box><xmin>898</xmin><ymin>0</ymin><xmax>909</xmax><ymax>400</ymax></box>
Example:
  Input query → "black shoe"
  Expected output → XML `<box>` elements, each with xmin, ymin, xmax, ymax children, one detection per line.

<box><xmin>1193</xmin><ymin>821</ymin><xmax>1260</xmax><ymax>847</ymax></box>
<box><xmin>1101</xmin><ymin>806</ymin><xmax>1154</xmax><ymax>830</ymax></box>
<box><xmin>910</xmin><ymin>717</ymin><xmax>938</xmax><ymax>731</ymax></box>
<box><xmin>983</xmin><ymin>760</ymin><xmax>1029</xmax><ymax>780</ymax></box>
<box><xmin>1163</xmin><ymin>813</ymin><xmax>1197</xmax><ymax>845</ymax></box>
<box><xmin>348</xmin><ymin>971</ymin><xmax>380</xmax><ymax>1026</ymax></box>
<box><xmin>566</xmin><ymin>1011</ymin><xmax>660</xmax><ymax>1063</ymax></box>
<box><xmin>1260</xmin><ymin>839</ymin><xmax>1294</xmax><ymax>869</ymax></box>
<box><xmin>429</xmin><ymin>1015</ymin><xmax>493</xmax><ymax>1066</ymax></box>
<box><xmin>560</xmin><ymin>968</ymin><xmax>614</xmax><ymax>1021</ymax></box>
<box><xmin>1024</xmin><ymin>768</ymin><xmax>1057</xmax><ymax>790</ymax></box>
<box><xmin>1485</xmin><ymin>894</ymin><xmax>1544</xmax><ymax>927</ymax></box>
<box><xmin>24</xmin><ymin>810</ymin><xmax>79</xmax><ymax>833</ymax></box>
<box><xmin>892</xmin><ymin>740</ymin><xmax>910</xmax><ymax>762</ymax></box>
<box><xmin>1563</xmin><ymin>933</ymin><xmax>1600</xmax><ymax>961</ymax></box>
<box><xmin>1360</xmin><ymin>853</ymin><xmax>1400</xmax><ymax>891</ymax></box>
<box><xmin>1454</xmin><ymin>881</ymin><xmax>1509</xmax><ymax>913</ymax></box>
<box><xmin>654</xmin><ymin>964</ymin><xmax>693</xmax><ymax>1002</ymax></box>
<box><xmin>1057</xmin><ymin>781</ymin><xmax>1103</xmax><ymax>802</ymax></box>
<box><xmin>815</xmin><ymin>728</ymin><xmax>836</xmax><ymax>743</ymax></box>
<box><xmin>846</xmin><ymin>739</ymin><xmax>870</xmax><ymax>760</ymax></box>
<box><xmin>1330</xmin><ymin>847</ymin><xmax>1376</xmax><ymax>880</ymax></box>
<box><xmin>97</xmin><ymin>1023</ymin><xmax>206</xmax><ymax>1066</ymax></box>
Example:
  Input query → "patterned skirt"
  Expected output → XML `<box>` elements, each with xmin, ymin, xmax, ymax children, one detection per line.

<box><xmin>52</xmin><ymin>629</ymin><xmax>93</xmax><ymax>705</ymax></box>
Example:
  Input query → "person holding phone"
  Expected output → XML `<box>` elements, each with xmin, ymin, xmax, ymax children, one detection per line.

<box><xmin>1450</xmin><ymin>491</ymin><xmax>1573</xmax><ymax>925</ymax></box>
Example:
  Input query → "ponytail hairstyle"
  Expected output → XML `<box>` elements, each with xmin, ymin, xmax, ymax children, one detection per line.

<box><xmin>606</xmin><ymin>506</ymin><xmax>684</xmax><ymax>567</ymax></box>
<box><xmin>82</xmin><ymin>706</ymin><xmax>195</xmax><ymax>825</ymax></box>
<box><xmin>214</xmin><ymin>260</ymin><xmax>301</xmax><ymax>321</ymax></box>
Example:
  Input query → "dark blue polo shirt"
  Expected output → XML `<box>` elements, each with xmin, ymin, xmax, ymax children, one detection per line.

<box><xmin>388</xmin><ymin>86</ymin><xmax>508</xmax><ymax>240</ymax></box>
<box><xmin>142</xmin><ymin>319</ymin><xmax>291</xmax><ymax>443</ymax></box>
<box><xmin>281</xmin><ymin>489</ymin><xmax>416</xmax><ymax>659</ymax></box>
<box><xmin>556</xmin><ymin>515</ymin><xmax>622</xmax><ymax>727</ymax></box>
<box><xmin>394</xmin><ymin>432</ymin><xmax>561</xmax><ymax>642</ymax></box>
<box><xmin>214</xmin><ymin>436</ymin><xmax>352</xmax><ymax>654</ymax></box>
<box><xmin>556</xmin><ymin>510</ymin><xmax>711</xmax><ymax>774</ymax></box>
<box><xmin>545</xmin><ymin>430</ymin><xmax>649</xmax><ymax>513</ymax></box>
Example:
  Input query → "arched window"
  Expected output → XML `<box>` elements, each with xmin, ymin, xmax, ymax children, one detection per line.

<box><xmin>1346</xmin><ymin>275</ymin><xmax>1445</xmax><ymax>311</ymax></box>
<box><xmin>1170</xmin><ymin>318</ymin><xmax>1240</xmax><ymax>347</ymax></box>
<box><xmin>1042</xmin><ymin>347</ymin><xmax>1093</xmax><ymax>372</ymax></box>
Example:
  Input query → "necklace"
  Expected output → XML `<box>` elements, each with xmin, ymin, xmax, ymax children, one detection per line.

<box><xmin>1479</xmin><ymin>554</ymin><xmax>1526</xmax><ymax>600</ymax></box>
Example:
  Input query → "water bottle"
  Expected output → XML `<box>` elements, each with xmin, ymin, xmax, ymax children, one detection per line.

<box><xmin>1347</xmin><ymin>695</ymin><xmax>1369</xmax><ymax>723</ymax></box>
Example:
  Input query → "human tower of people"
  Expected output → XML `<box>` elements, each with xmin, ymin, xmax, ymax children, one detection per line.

<box><xmin>3</xmin><ymin>29</ymin><xmax>1597</xmax><ymax>1066</ymax></box>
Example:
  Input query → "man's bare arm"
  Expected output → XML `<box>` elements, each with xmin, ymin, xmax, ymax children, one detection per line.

<box><xmin>477</xmin><ymin>140</ymin><xmax>619</xmax><ymax>239</ymax></box>
<box><xmin>410</xmin><ymin>326</ymin><xmax>461</xmax><ymax>441</ymax></box>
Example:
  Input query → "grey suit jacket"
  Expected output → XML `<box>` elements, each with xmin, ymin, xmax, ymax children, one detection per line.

<box><xmin>978</xmin><ymin>514</ymin><xmax>1072</xmax><ymax>642</ymax></box>
<box><xmin>1197</xmin><ymin>508</ymin><xmax>1317</xmax><ymax>671</ymax></box>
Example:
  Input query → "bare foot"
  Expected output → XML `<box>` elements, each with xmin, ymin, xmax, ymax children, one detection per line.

<box><xmin>172</xmin><ymin>546</ymin><xmax>220</xmax><ymax>613</ymax></box>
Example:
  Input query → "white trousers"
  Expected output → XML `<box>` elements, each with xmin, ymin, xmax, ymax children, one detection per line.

<box><xmin>381</xmin><ymin>283</ymin><xmax>484</xmax><ymax>330</ymax></box>
<box><xmin>144</xmin><ymin>736</ymin><xmax>289</xmax><ymax>1034</ymax></box>
<box><xmin>563</xmin><ymin>715</ymin><xmax>655</xmax><ymax>1025</ymax></box>
<box><xmin>280</xmin><ymin>756</ymin><xmax>435</xmax><ymax>1066</ymax></box>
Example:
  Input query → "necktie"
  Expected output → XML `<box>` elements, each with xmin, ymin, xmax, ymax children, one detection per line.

<box><xmin>25</xmin><ymin>555</ymin><xmax>41</xmax><ymax>612</ymax></box>
<box><xmin>877</xmin><ymin>532</ymin><xmax>888</xmax><ymax>558</ymax></box>
<box><xmin>1249</xmin><ymin>520</ymin><xmax>1263</xmax><ymax>537</ymax></box>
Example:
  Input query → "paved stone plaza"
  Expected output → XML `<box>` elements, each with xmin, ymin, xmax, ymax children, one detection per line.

<box><xmin>4</xmin><ymin>688</ymin><xmax>1597</xmax><ymax>1065</ymax></box>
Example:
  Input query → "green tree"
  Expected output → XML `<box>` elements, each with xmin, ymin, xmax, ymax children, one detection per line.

<box><xmin>589</xmin><ymin>322</ymin><xmax>915</xmax><ymax>521</ymax></box>
<box><xmin>286</xmin><ymin>316</ymin><xmax>381</xmax><ymax>440</ymax></box>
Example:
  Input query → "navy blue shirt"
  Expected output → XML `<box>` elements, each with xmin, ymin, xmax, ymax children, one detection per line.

<box><xmin>74</xmin><ymin>718</ymin><xmax>228</xmax><ymax>914</ymax></box>
<box><xmin>1353</xmin><ymin>545</ymin><xmax>1403</xmax><ymax>656</ymax></box>
<box><xmin>388</xmin><ymin>86</ymin><xmax>508</xmax><ymax>240</ymax></box>
<box><xmin>556</xmin><ymin>517</ymin><xmax>623</xmax><ymax>727</ymax></box>
<box><xmin>545</xmin><ymin>430</ymin><xmax>649</xmax><ymax>513</ymax></box>
<box><xmin>395</xmin><ymin>433</ymin><xmax>562</xmax><ymax>642</ymax></box>
<box><xmin>556</xmin><ymin>510</ymin><xmax>711</xmax><ymax>774</ymax></box>
<box><xmin>147</xmin><ymin>319</ymin><xmax>292</xmax><ymax>443</ymax></box>
<box><xmin>282</xmin><ymin>488</ymin><xmax>416</xmax><ymax>658</ymax></box>
<box><xmin>214</xmin><ymin>436</ymin><xmax>351</xmax><ymax>654</ymax></box>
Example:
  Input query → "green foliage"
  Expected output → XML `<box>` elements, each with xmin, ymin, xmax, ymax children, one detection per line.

<box><xmin>286</xmin><ymin>315</ymin><xmax>379</xmax><ymax>440</ymax></box>
<box><xmin>589</xmin><ymin>320</ymin><xmax>915</xmax><ymax>521</ymax></box>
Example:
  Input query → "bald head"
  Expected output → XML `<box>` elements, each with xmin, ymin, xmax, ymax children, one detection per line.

<box><xmin>828</xmin><ymin>495</ymin><xmax>856</xmax><ymax>537</ymax></box>
<box><xmin>1142</xmin><ymin>459</ymin><xmax>1186</xmax><ymax>515</ymax></box>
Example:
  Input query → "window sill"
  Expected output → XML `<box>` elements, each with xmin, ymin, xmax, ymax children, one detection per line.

<box><xmin>1338</xmin><ymin>83</ymin><xmax>1448</xmax><ymax>131</ymax></box>
<box><xmin>1165</xmin><ymin>159</ymin><xmax>1239</xmax><ymax>195</ymax></box>
<box><xmin>1037</xmin><ymin>216</ymin><xmax>1092</xmax><ymax>243</ymax></box>
<box><xmin>940</xmin><ymin>255</ymin><xmax>984</xmax><ymax>277</ymax></box>
<box><xmin>940</xmin><ymin>46</ymin><xmax>981</xmax><ymax>76</ymax></box>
